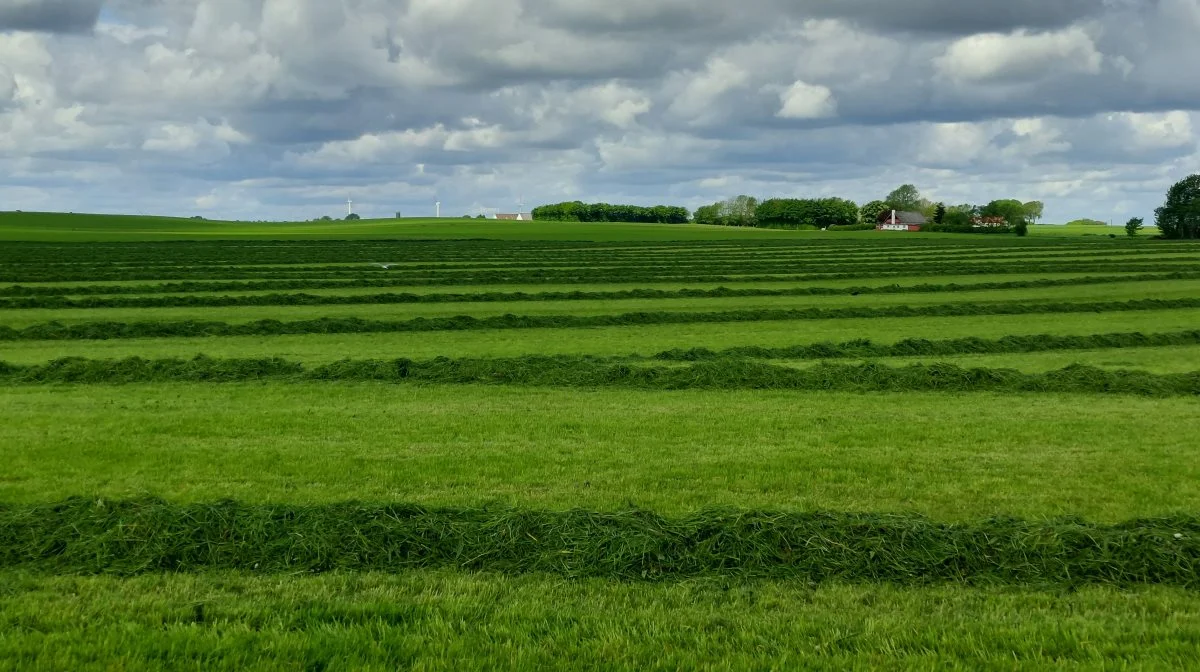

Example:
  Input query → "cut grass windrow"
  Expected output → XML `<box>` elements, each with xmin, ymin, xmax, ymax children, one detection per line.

<box><xmin>4</xmin><ymin>297</ymin><xmax>1199</xmax><ymax>341</ymax></box>
<box><xmin>4</xmin><ymin>260</ymin><xmax>1198</xmax><ymax>284</ymax></box>
<box><xmin>0</xmin><ymin>237</ymin><xmax>1161</xmax><ymax>265</ymax></box>
<box><xmin>5</xmin><ymin>270</ymin><xmax>1186</xmax><ymax>297</ymax></box>
<box><xmin>2</xmin><ymin>498</ymin><xmax>1198</xmax><ymax>586</ymax></box>
<box><xmin>649</xmin><ymin>329</ymin><xmax>1200</xmax><ymax>361</ymax></box>
<box><xmin>3</xmin><ymin>356</ymin><xmax>1198</xmax><ymax>396</ymax></box>
<box><xmin>4</xmin><ymin>273</ymin><xmax>1198</xmax><ymax>309</ymax></box>
<box><xmin>5</xmin><ymin>249</ymin><xmax>1183</xmax><ymax>277</ymax></box>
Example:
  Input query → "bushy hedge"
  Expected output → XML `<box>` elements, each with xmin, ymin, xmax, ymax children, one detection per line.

<box><xmin>531</xmin><ymin>202</ymin><xmax>689</xmax><ymax>223</ymax></box>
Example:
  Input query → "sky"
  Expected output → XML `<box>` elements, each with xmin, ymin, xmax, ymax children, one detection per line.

<box><xmin>1</xmin><ymin>0</ymin><xmax>1198</xmax><ymax>223</ymax></box>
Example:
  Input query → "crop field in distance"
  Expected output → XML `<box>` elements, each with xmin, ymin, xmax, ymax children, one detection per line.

<box><xmin>1</xmin><ymin>212</ymin><xmax>1199</xmax><ymax>669</ymax></box>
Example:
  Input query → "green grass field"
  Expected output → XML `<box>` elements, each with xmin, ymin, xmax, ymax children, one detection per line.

<box><xmin>0</xmin><ymin>212</ymin><xmax>813</xmax><ymax>241</ymax></box>
<box><xmin>1</xmin><ymin>212</ymin><xmax>1198</xmax><ymax>669</ymax></box>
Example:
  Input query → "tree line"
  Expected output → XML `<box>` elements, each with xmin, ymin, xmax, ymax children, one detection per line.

<box><xmin>692</xmin><ymin>185</ymin><xmax>1041</xmax><ymax>235</ymax></box>
<box><xmin>531</xmin><ymin>202</ymin><xmax>689</xmax><ymax>224</ymax></box>
<box><xmin>531</xmin><ymin>175</ymin><xmax>1200</xmax><ymax>239</ymax></box>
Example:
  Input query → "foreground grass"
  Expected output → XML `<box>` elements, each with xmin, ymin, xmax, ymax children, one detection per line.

<box><xmin>3</xmin><ymin>384</ymin><xmax>1198</xmax><ymax>520</ymax></box>
<box><xmin>2</xmin><ymin>570</ymin><xmax>1198</xmax><ymax>670</ymax></box>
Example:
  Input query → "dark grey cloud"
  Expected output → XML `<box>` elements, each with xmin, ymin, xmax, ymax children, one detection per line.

<box><xmin>799</xmin><ymin>0</ymin><xmax>1107</xmax><ymax>35</ymax></box>
<box><xmin>0</xmin><ymin>0</ymin><xmax>1196</xmax><ymax>225</ymax></box>
<box><xmin>0</xmin><ymin>0</ymin><xmax>103</xmax><ymax>33</ymax></box>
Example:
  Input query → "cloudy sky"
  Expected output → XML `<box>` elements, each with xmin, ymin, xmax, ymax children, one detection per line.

<box><xmin>1</xmin><ymin>0</ymin><xmax>1198</xmax><ymax>222</ymax></box>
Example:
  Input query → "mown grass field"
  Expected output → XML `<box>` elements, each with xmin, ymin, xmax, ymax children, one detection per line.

<box><xmin>1</xmin><ymin>213</ymin><xmax>1198</xmax><ymax>669</ymax></box>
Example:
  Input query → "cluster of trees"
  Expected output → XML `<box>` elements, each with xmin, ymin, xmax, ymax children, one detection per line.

<box><xmin>928</xmin><ymin>200</ymin><xmax>1030</xmax><ymax>235</ymax></box>
<box><xmin>692</xmin><ymin>196</ymin><xmax>860</xmax><ymax>229</ymax></box>
<box><xmin>692</xmin><ymin>196</ymin><xmax>758</xmax><ymax>227</ymax></box>
<box><xmin>531</xmin><ymin>201</ymin><xmax>690</xmax><ymax>224</ymax></box>
<box><xmin>691</xmin><ymin>185</ymin><xmax>1039</xmax><ymax>235</ymax></box>
<box><xmin>1155</xmin><ymin>174</ymin><xmax>1200</xmax><ymax>239</ymax></box>
<box><xmin>755</xmin><ymin>198</ymin><xmax>860</xmax><ymax>229</ymax></box>
<box><xmin>309</xmin><ymin>214</ymin><xmax>360</xmax><ymax>221</ymax></box>
<box><xmin>528</xmin><ymin>174</ymin><xmax>1200</xmax><ymax>239</ymax></box>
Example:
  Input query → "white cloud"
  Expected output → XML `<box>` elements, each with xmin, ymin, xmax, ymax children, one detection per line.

<box><xmin>595</xmin><ymin>132</ymin><xmax>719</xmax><ymax>170</ymax></box>
<box><xmin>668</xmin><ymin>57</ymin><xmax>749</xmax><ymax>120</ymax></box>
<box><xmin>1008</xmin><ymin>117</ymin><xmax>1071</xmax><ymax>156</ymax></box>
<box><xmin>295</xmin><ymin>122</ymin><xmax>512</xmax><ymax>166</ymax></box>
<box><xmin>142</xmin><ymin>119</ymin><xmax>250</xmax><ymax>162</ymax></box>
<box><xmin>777</xmin><ymin>80</ymin><xmax>837</xmax><ymax>119</ymax></box>
<box><xmin>917</xmin><ymin>122</ymin><xmax>997</xmax><ymax>166</ymax></box>
<box><xmin>96</xmin><ymin>22</ymin><xmax>169</xmax><ymax>45</ymax></box>
<box><xmin>1124</xmin><ymin>111</ymin><xmax>1194</xmax><ymax>149</ymax></box>
<box><xmin>937</xmin><ymin>27</ymin><xmax>1103</xmax><ymax>82</ymax></box>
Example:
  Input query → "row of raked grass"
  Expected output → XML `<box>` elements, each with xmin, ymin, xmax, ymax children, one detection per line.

<box><xmin>4</xmin><ymin>297</ymin><xmax>1199</xmax><ymax>340</ymax></box>
<box><xmin>4</xmin><ymin>273</ymin><xmax>1197</xmax><ymax>309</ymax></box>
<box><xmin>0</xmin><ymin>270</ymin><xmax>1168</xmax><ymax>296</ymax></box>
<box><xmin>5</xmin><ymin>260</ymin><xmax>1198</xmax><ymax>284</ymax></box>
<box><xmin>5</xmin><ymin>309</ymin><xmax>1197</xmax><ymax>363</ymax></box>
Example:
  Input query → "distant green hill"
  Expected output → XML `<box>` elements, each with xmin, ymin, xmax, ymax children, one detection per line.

<box><xmin>0</xmin><ymin>211</ymin><xmax>810</xmax><ymax>242</ymax></box>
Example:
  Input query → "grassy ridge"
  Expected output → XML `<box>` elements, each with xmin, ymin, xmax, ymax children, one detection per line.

<box><xmin>6</xmin><ymin>250</ymin><xmax>1181</xmax><ymax>276</ymax></box>
<box><xmin>5</xmin><ymin>297</ymin><xmax>1198</xmax><ymax>341</ymax></box>
<box><xmin>3</xmin><ymin>270</ymin><xmax>1178</xmax><ymax>297</ymax></box>
<box><xmin>0</xmin><ymin>212</ymin><xmax>823</xmax><ymax>242</ymax></box>
<box><xmin>3</xmin><ymin>498</ymin><xmax>1198</xmax><ymax>586</ymax></box>
<box><xmin>5</xmin><ymin>260</ymin><xmax>1197</xmax><ymax>284</ymax></box>
<box><xmin>651</xmin><ymin>329</ymin><xmax>1200</xmax><ymax>361</ymax></box>
<box><xmin>5</xmin><ymin>310</ymin><xmax>1196</xmax><ymax>366</ymax></box>
<box><xmin>5</xmin><ymin>273</ymin><xmax>1198</xmax><ymax>309</ymax></box>
<box><xmin>4</xmin><ymin>252</ymin><xmax>1195</xmax><ymax>283</ymax></box>
<box><xmin>3</xmin><ymin>356</ymin><xmax>1198</xmax><ymax>396</ymax></box>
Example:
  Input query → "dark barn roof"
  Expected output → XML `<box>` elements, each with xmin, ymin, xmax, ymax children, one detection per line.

<box><xmin>877</xmin><ymin>210</ymin><xmax>927</xmax><ymax>224</ymax></box>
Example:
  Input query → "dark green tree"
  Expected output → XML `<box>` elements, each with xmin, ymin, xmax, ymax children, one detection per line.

<box><xmin>1154</xmin><ymin>174</ymin><xmax>1200</xmax><ymax>239</ymax></box>
<box><xmin>860</xmin><ymin>200</ymin><xmax>889</xmax><ymax>224</ymax></box>
<box><xmin>1022</xmin><ymin>201</ymin><xmax>1044</xmax><ymax>224</ymax></box>
<box><xmin>692</xmin><ymin>203</ymin><xmax>722</xmax><ymax>226</ymax></box>
<box><xmin>1125</xmin><ymin>217</ymin><xmax>1144</xmax><ymax>237</ymax></box>
<box><xmin>345</xmin><ymin>213</ymin><xmax>360</xmax><ymax>221</ymax></box>
<box><xmin>755</xmin><ymin>198</ymin><xmax>858</xmax><ymax>229</ymax></box>
<box><xmin>934</xmin><ymin>202</ymin><xmax>946</xmax><ymax>226</ymax></box>
<box><xmin>885</xmin><ymin>184</ymin><xmax>923</xmax><ymax>211</ymax></box>
<box><xmin>981</xmin><ymin>199</ymin><xmax>1028</xmax><ymax>228</ymax></box>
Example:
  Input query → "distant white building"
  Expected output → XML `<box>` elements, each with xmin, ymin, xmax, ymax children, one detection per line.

<box><xmin>495</xmin><ymin>212</ymin><xmax>534</xmax><ymax>221</ymax></box>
